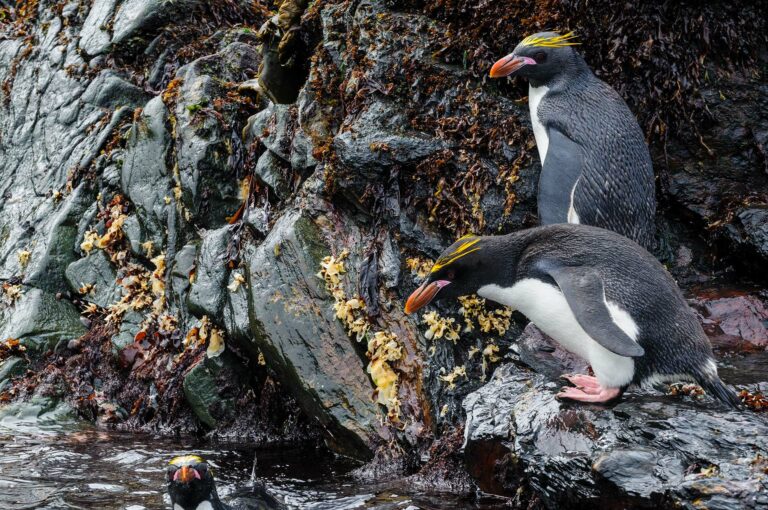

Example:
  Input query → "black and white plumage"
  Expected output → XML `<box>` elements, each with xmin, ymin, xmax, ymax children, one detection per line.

<box><xmin>167</xmin><ymin>455</ymin><xmax>283</xmax><ymax>510</ymax></box>
<box><xmin>490</xmin><ymin>32</ymin><xmax>657</xmax><ymax>250</ymax></box>
<box><xmin>405</xmin><ymin>225</ymin><xmax>740</xmax><ymax>407</ymax></box>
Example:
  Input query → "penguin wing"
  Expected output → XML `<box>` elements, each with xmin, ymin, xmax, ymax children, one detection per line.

<box><xmin>538</xmin><ymin>128</ymin><xmax>585</xmax><ymax>224</ymax></box>
<box><xmin>545</xmin><ymin>265</ymin><xmax>645</xmax><ymax>357</ymax></box>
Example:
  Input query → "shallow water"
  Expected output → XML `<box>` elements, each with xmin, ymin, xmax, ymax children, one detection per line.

<box><xmin>2</xmin><ymin>350</ymin><xmax>765</xmax><ymax>510</ymax></box>
<box><xmin>0</xmin><ymin>419</ymin><xmax>502</xmax><ymax>510</ymax></box>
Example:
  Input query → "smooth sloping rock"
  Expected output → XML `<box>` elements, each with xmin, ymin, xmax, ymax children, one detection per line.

<box><xmin>183</xmin><ymin>353</ymin><xmax>242</xmax><ymax>428</ymax></box>
<box><xmin>65</xmin><ymin>250</ymin><xmax>122</xmax><ymax>308</ymax></box>
<box><xmin>241</xmin><ymin>207</ymin><xmax>380</xmax><ymax>458</ymax></box>
<box><xmin>121</xmin><ymin>96</ymin><xmax>172</xmax><ymax>243</ymax></box>
<box><xmin>0</xmin><ymin>289</ymin><xmax>86</xmax><ymax>352</ymax></box>
<box><xmin>188</xmin><ymin>227</ymin><xmax>230</xmax><ymax>320</ymax></box>
<box><xmin>79</xmin><ymin>0</ymin><xmax>118</xmax><ymax>56</ymax></box>
<box><xmin>112</xmin><ymin>0</ymin><xmax>202</xmax><ymax>48</ymax></box>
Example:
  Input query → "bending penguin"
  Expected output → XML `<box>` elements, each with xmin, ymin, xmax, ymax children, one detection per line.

<box><xmin>490</xmin><ymin>32</ymin><xmax>656</xmax><ymax>250</ymax></box>
<box><xmin>404</xmin><ymin>226</ymin><xmax>741</xmax><ymax>408</ymax></box>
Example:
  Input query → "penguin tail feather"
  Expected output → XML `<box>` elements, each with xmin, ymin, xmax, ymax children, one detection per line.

<box><xmin>697</xmin><ymin>374</ymin><xmax>742</xmax><ymax>410</ymax></box>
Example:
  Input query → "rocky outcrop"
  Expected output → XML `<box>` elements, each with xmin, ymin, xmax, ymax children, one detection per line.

<box><xmin>0</xmin><ymin>0</ymin><xmax>766</xmax><ymax>506</ymax></box>
<box><xmin>464</xmin><ymin>360</ymin><xmax>768</xmax><ymax>509</ymax></box>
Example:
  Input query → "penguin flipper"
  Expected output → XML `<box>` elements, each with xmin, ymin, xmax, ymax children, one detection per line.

<box><xmin>545</xmin><ymin>265</ymin><xmax>645</xmax><ymax>358</ymax></box>
<box><xmin>538</xmin><ymin>128</ymin><xmax>584</xmax><ymax>225</ymax></box>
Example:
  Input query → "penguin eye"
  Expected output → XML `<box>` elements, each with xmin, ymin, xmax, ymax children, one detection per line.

<box><xmin>534</xmin><ymin>51</ymin><xmax>547</xmax><ymax>63</ymax></box>
<box><xmin>447</xmin><ymin>270</ymin><xmax>456</xmax><ymax>281</ymax></box>
<box><xmin>196</xmin><ymin>463</ymin><xmax>208</xmax><ymax>474</ymax></box>
<box><xmin>167</xmin><ymin>466</ymin><xmax>178</xmax><ymax>481</ymax></box>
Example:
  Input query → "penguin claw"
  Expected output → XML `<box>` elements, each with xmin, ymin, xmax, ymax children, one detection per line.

<box><xmin>562</xmin><ymin>373</ymin><xmax>602</xmax><ymax>392</ymax></box>
<box><xmin>556</xmin><ymin>385</ymin><xmax>621</xmax><ymax>403</ymax></box>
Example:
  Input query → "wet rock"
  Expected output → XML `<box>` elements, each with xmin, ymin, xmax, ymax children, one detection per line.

<box><xmin>173</xmin><ymin>42</ymin><xmax>261</xmax><ymax>228</ymax></box>
<box><xmin>662</xmin><ymin>72</ymin><xmax>768</xmax><ymax>267</ymax></box>
<box><xmin>122</xmin><ymin>214</ymin><xmax>148</xmax><ymax>257</ymax></box>
<box><xmin>247</xmin><ymin>104</ymin><xmax>296</xmax><ymax>162</ymax></box>
<box><xmin>79</xmin><ymin>0</ymin><xmax>118</xmax><ymax>56</ymax></box>
<box><xmin>81</xmin><ymin>71</ymin><xmax>150</xmax><ymax>109</ymax></box>
<box><xmin>255</xmin><ymin>150</ymin><xmax>291</xmax><ymax>199</ymax></box>
<box><xmin>0</xmin><ymin>288</ymin><xmax>86</xmax><ymax>353</ymax></box>
<box><xmin>112</xmin><ymin>311</ymin><xmax>144</xmax><ymax>354</ymax></box>
<box><xmin>333</xmin><ymin>100</ymin><xmax>447</xmax><ymax>191</ymax></box>
<box><xmin>593</xmin><ymin>448</ymin><xmax>684</xmax><ymax>499</ymax></box>
<box><xmin>121</xmin><ymin>96</ymin><xmax>172</xmax><ymax>243</ymax></box>
<box><xmin>112</xmin><ymin>0</ymin><xmax>202</xmax><ymax>49</ymax></box>
<box><xmin>0</xmin><ymin>357</ymin><xmax>28</xmax><ymax>391</ymax></box>
<box><xmin>733</xmin><ymin>208</ymin><xmax>768</xmax><ymax>260</ymax></box>
<box><xmin>692</xmin><ymin>293</ymin><xmax>768</xmax><ymax>349</ymax></box>
<box><xmin>463</xmin><ymin>363</ymin><xmax>768</xmax><ymax>508</ymax></box>
<box><xmin>188</xmin><ymin>227</ymin><xmax>230</xmax><ymax>320</ymax></box>
<box><xmin>64</xmin><ymin>251</ymin><xmax>121</xmax><ymax>308</ymax></box>
<box><xmin>239</xmin><ymin>206</ymin><xmax>380</xmax><ymax>458</ymax></box>
<box><xmin>169</xmin><ymin>243</ymin><xmax>197</xmax><ymax>312</ymax></box>
<box><xmin>0</xmin><ymin>395</ymin><xmax>80</xmax><ymax>430</ymax></box>
<box><xmin>183</xmin><ymin>353</ymin><xmax>243</xmax><ymax>428</ymax></box>
<box><xmin>24</xmin><ymin>184</ymin><xmax>97</xmax><ymax>293</ymax></box>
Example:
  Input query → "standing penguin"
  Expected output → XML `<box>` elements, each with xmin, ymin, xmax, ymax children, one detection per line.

<box><xmin>404</xmin><ymin>226</ymin><xmax>740</xmax><ymax>408</ymax></box>
<box><xmin>489</xmin><ymin>32</ymin><xmax>656</xmax><ymax>250</ymax></box>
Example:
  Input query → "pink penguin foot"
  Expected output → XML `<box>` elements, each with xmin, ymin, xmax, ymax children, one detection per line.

<box><xmin>561</xmin><ymin>374</ymin><xmax>603</xmax><ymax>394</ymax></box>
<box><xmin>557</xmin><ymin>382</ymin><xmax>622</xmax><ymax>403</ymax></box>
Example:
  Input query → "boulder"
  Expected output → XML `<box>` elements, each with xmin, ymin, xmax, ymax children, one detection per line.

<box><xmin>463</xmin><ymin>362</ymin><xmax>768</xmax><ymax>509</ymax></box>
<box><xmin>183</xmin><ymin>353</ymin><xmax>243</xmax><ymax>428</ymax></box>
<box><xmin>65</xmin><ymin>250</ymin><xmax>122</xmax><ymax>308</ymax></box>
<box><xmin>0</xmin><ymin>288</ymin><xmax>86</xmax><ymax>352</ymax></box>
<box><xmin>238</xmin><ymin>206</ymin><xmax>381</xmax><ymax>458</ymax></box>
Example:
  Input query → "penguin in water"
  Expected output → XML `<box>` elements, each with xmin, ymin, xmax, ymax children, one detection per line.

<box><xmin>404</xmin><ymin>226</ymin><xmax>741</xmax><ymax>408</ymax></box>
<box><xmin>489</xmin><ymin>32</ymin><xmax>656</xmax><ymax>250</ymax></box>
<box><xmin>167</xmin><ymin>455</ymin><xmax>284</xmax><ymax>510</ymax></box>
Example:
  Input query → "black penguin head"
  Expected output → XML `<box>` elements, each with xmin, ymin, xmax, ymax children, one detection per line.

<box><xmin>405</xmin><ymin>235</ymin><xmax>498</xmax><ymax>314</ymax></box>
<box><xmin>167</xmin><ymin>455</ymin><xmax>220</xmax><ymax>509</ymax></box>
<box><xmin>489</xmin><ymin>31</ymin><xmax>581</xmax><ymax>84</ymax></box>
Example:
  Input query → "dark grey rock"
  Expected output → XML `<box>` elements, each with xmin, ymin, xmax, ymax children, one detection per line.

<box><xmin>120</xmin><ymin>96</ymin><xmax>172</xmax><ymax>243</ymax></box>
<box><xmin>0</xmin><ymin>288</ymin><xmax>86</xmax><ymax>352</ymax></box>
<box><xmin>64</xmin><ymin>250</ymin><xmax>121</xmax><ymax>308</ymax></box>
<box><xmin>737</xmin><ymin>208</ymin><xmax>768</xmax><ymax>260</ymax></box>
<box><xmin>112</xmin><ymin>0</ymin><xmax>202</xmax><ymax>48</ymax></box>
<box><xmin>333</xmin><ymin>100</ymin><xmax>447</xmax><ymax>179</ymax></box>
<box><xmin>0</xmin><ymin>357</ymin><xmax>28</xmax><ymax>391</ymax></box>
<box><xmin>188</xmin><ymin>227</ymin><xmax>230</xmax><ymax>320</ymax></box>
<box><xmin>247</xmin><ymin>103</ymin><xmax>296</xmax><ymax>162</ymax></box>
<box><xmin>240</xmin><ymin>207</ymin><xmax>380</xmax><ymax>458</ymax></box>
<box><xmin>183</xmin><ymin>352</ymin><xmax>243</xmax><ymax>428</ymax></box>
<box><xmin>79</xmin><ymin>0</ymin><xmax>118</xmax><ymax>56</ymax></box>
<box><xmin>173</xmin><ymin>42</ymin><xmax>261</xmax><ymax>228</ymax></box>
<box><xmin>112</xmin><ymin>311</ymin><xmax>144</xmax><ymax>354</ymax></box>
<box><xmin>255</xmin><ymin>150</ymin><xmax>291</xmax><ymax>199</ymax></box>
<box><xmin>81</xmin><ymin>71</ymin><xmax>150</xmax><ymax>109</ymax></box>
<box><xmin>463</xmin><ymin>362</ymin><xmax>768</xmax><ymax>509</ymax></box>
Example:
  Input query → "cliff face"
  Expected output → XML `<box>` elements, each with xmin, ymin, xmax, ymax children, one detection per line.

<box><xmin>0</xmin><ymin>0</ymin><xmax>767</xmax><ymax>507</ymax></box>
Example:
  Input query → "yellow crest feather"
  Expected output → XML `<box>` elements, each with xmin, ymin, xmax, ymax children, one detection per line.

<box><xmin>520</xmin><ymin>31</ymin><xmax>580</xmax><ymax>48</ymax></box>
<box><xmin>431</xmin><ymin>237</ymin><xmax>481</xmax><ymax>273</ymax></box>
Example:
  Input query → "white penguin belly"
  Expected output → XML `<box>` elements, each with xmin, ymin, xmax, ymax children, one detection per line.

<box><xmin>478</xmin><ymin>279</ymin><xmax>635</xmax><ymax>388</ymax></box>
<box><xmin>529</xmin><ymin>84</ymin><xmax>550</xmax><ymax>164</ymax></box>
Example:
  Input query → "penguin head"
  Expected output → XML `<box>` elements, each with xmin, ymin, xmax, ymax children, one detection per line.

<box><xmin>405</xmin><ymin>235</ymin><xmax>499</xmax><ymax>314</ymax></box>
<box><xmin>167</xmin><ymin>455</ymin><xmax>220</xmax><ymax>509</ymax></box>
<box><xmin>489</xmin><ymin>31</ymin><xmax>581</xmax><ymax>83</ymax></box>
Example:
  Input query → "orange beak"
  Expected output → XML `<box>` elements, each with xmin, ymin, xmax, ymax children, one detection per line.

<box><xmin>489</xmin><ymin>54</ymin><xmax>536</xmax><ymax>78</ymax></box>
<box><xmin>174</xmin><ymin>466</ymin><xmax>201</xmax><ymax>484</ymax></box>
<box><xmin>404</xmin><ymin>280</ymin><xmax>450</xmax><ymax>314</ymax></box>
